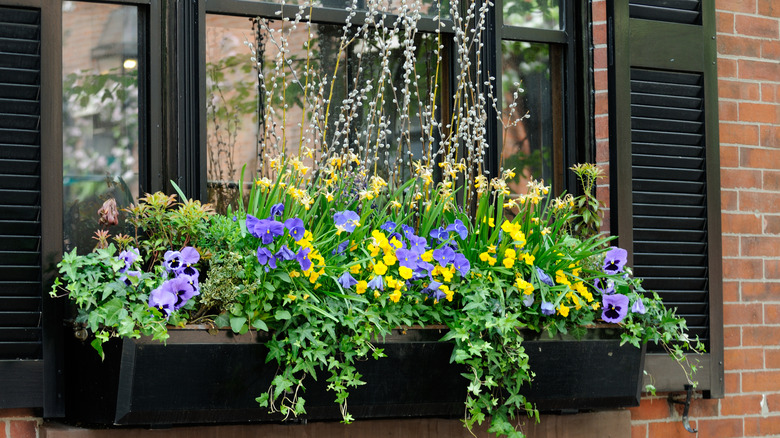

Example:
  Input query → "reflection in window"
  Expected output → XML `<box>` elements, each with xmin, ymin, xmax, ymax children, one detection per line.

<box><xmin>62</xmin><ymin>3</ymin><xmax>140</xmax><ymax>252</ymax></box>
<box><xmin>503</xmin><ymin>0</ymin><xmax>560</xmax><ymax>29</ymax></box>
<box><xmin>206</xmin><ymin>15</ymin><xmax>442</xmax><ymax>212</ymax></box>
<box><xmin>501</xmin><ymin>41</ymin><xmax>556</xmax><ymax>194</ymax></box>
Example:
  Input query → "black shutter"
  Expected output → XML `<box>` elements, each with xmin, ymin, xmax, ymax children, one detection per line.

<box><xmin>608</xmin><ymin>0</ymin><xmax>723</xmax><ymax>397</ymax></box>
<box><xmin>0</xmin><ymin>5</ymin><xmax>45</xmax><ymax>408</ymax></box>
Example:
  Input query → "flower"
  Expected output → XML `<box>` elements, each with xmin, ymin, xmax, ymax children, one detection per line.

<box><xmin>248</xmin><ymin>215</ymin><xmax>285</xmax><ymax>244</ymax></box>
<box><xmin>118</xmin><ymin>247</ymin><xmax>139</xmax><ymax>270</ymax></box>
<box><xmin>284</xmin><ymin>218</ymin><xmax>306</xmax><ymax>241</ymax></box>
<box><xmin>452</xmin><ymin>253</ymin><xmax>470</xmax><ymax>276</ymax></box>
<box><xmin>603</xmin><ymin>247</ymin><xmax>628</xmax><ymax>275</ymax></box>
<box><xmin>380</xmin><ymin>221</ymin><xmax>397</xmax><ymax>232</ymax></box>
<box><xmin>149</xmin><ymin>287</ymin><xmax>176</xmax><ymax>317</ymax></box>
<box><xmin>332</xmin><ymin>240</ymin><xmax>350</xmax><ymax>255</ymax></box>
<box><xmin>445</xmin><ymin>219</ymin><xmax>468</xmax><ymax>239</ymax></box>
<box><xmin>178</xmin><ymin>246</ymin><xmax>200</xmax><ymax>277</ymax></box>
<box><xmin>97</xmin><ymin>198</ymin><xmax>118</xmax><ymax>227</ymax></box>
<box><xmin>367</xmin><ymin>275</ymin><xmax>384</xmax><ymax>291</ymax></box>
<box><xmin>432</xmin><ymin>246</ymin><xmax>455</xmax><ymax>266</ymax></box>
<box><xmin>296</xmin><ymin>247</ymin><xmax>312</xmax><ymax>271</ymax></box>
<box><xmin>163</xmin><ymin>250</ymin><xmax>183</xmax><ymax>273</ymax></box>
<box><xmin>540</xmin><ymin>301</ymin><xmax>555</xmax><ymax>315</ymax></box>
<box><xmin>395</xmin><ymin>248</ymin><xmax>420</xmax><ymax>269</ymax></box>
<box><xmin>276</xmin><ymin>245</ymin><xmax>296</xmax><ymax>261</ymax></box>
<box><xmin>536</xmin><ymin>267</ymin><xmax>554</xmax><ymax>286</ymax></box>
<box><xmin>594</xmin><ymin>277</ymin><xmax>615</xmax><ymax>294</ymax></box>
<box><xmin>632</xmin><ymin>297</ymin><xmax>646</xmax><ymax>315</ymax></box>
<box><xmin>522</xmin><ymin>293</ymin><xmax>534</xmax><ymax>307</ymax></box>
<box><xmin>257</xmin><ymin>247</ymin><xmax>277</xmax><ymax>270</ymax></box>
<box><xmin>429</xmin><ymin>227</ymin><xmax>448</xmax><ymax>240</ymax></box>
<box><xmin>269</xmin><ymin>203</ymin><xmax>285</xmax><ymax>219</ymax></box>
<box><xmin>337</xmin><ymin>272</ymin><xmax>358</xmax><ymax>288</ymax></box>
<box><xmin>334</xmin><ymin>210</ymin><xmax>360</xmax><ymax>234</ymax></box>
<box><xmin>602</xmin><ymin>293</ymin><xmax>629</xmax><ymax>323</ymax></box>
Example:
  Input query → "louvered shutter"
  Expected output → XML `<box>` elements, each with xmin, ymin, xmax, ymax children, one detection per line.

<box><xmin>608</xmin><ymin>0</ymin><xmax>723</xmax><ymax>397</ymax></box>
<box><xmin>0</xmin><ymin>5</ymin><xmax>44</xmax><ymax>408</ymax></box>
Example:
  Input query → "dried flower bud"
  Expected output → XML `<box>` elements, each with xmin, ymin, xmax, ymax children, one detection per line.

<box><xmin>98</xmin><ymin>198</ymin><xmax>119</xmax><ymax>226</ymax></box>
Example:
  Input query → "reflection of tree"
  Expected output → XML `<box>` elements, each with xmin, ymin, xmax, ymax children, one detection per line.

<box><xmin>501</xmin><ymin>42</ymin><xmax>552</xmax><ymax>188</ymax></box>
<box><xmin>62</xmin><ymin>68</ymin><xmax>139</xmax><ymax>252</ymax></box>
<box><xmin>503</xmin><ymin>0</ymin><xmax>559</xmax><ymax>28</ymax></box>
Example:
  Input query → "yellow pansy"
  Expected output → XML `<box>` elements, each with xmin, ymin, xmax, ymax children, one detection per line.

<box><xmin>356</xmin><ymin>280</ymin><xmax>367</xmax><ymax>295</ymax></box>
<box><xmin>350</xmin><ymin>264</ymin><xmax>361</xmax><ymax>274</ymax></box>
<box><xmin>373</xmin><ymin>261</ymin><xmax>388</xmax><ymax>276</ymax></box>
<box><xmin>383</xmin><ymin>253</ymin><xmax>397</xmax><ymax>266</ymax></box>
<box><xmin>399</xmin><ymin>266</ymin><xmax>414</xmax><ymax>280</ymax></box>
<box><xmin>389</xmin><ymin>290</ymin><xmax>402</xmax><ymax>303</ymax></box>
<box><xmin>558</xmin><ymin>304</ymin><xmax>570</xmax><ymax>317</ymax></box>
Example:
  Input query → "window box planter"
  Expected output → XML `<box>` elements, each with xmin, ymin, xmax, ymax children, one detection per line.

<box><xmin>63</xmin><ymin>326</ymin><xmax>645</xmax><ymax>426</ymax></box>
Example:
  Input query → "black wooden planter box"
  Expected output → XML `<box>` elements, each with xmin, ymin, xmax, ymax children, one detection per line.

<box><xmin>63</xmin><ymin>327</ymin><xmax>645</xmax><ymax>426</ymax></box>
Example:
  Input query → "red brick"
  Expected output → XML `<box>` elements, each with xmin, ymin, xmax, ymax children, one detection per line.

<box><xmin>740</xmin><ymin>147</ymin><xmax>780</xmax><ymax>169</ymax></box>
<box><xmin>717</xmin><ymin>11</ymin><xmax>734</xmax><ymax>34</ymax></box>
<box><xmin>0</xmin><ymin>422</ymin><xmax>5</xmax><ymax>438</ymax></box>
<box><xmin>593</xmin><ymin>47</ymin><xmax>608</xmax><ymax>69</ymax></box>
<box><xmin>742</xmin><ymin>234</ymin><xmax>780</xmax><ymax>256</ymax></box>
<box><xmin>736</xmin><ymin>14</ymin><xmax>780</xmax><ymax>38</ymax></box>
<box><xmin>766</xmin><ymin>348</ymin><xmax>780</xmax><ymax>369</ymax></box>
<box><xmin>720</xmin><ymin>79</ymin><xmax>761</xmax><ymax>101</ymax></box>
<box><xmin>744</xmin><ymin>326</ymin><xmax>780</xmax><ymax>347</ymax></box>
<box><xmin>725</xmin><ymin>303</ymin><xmax>764</xmax><ymax>325</ymax></box>
<box><xmin>717</xmin><ymin>0</ymin><xmax>756</xmax><ymax>13</ymax></box>
<box><xmin>758</xmin><ymin>1</ymin><xmax>780</xmax><ymax>18</ymax></box>
<box><xmin>765</xmin><ymin>171</ymin><xmax>780</xmax><ymax>191</ymax></box>
<box><xmin>628</xmin><ymin>398</ymin><xmax>671</xmax><ymax>420</ymax></box>
<box><xmin>740</xmin><ymin>102</ymin><xmax>780</xmax><ymax>124</ymax></box>
<box><xmin>721</xmin><ymin>190</ymin><xmax>738</xmax><ymax>212</ymax></box>
<box><xmin>596</xmin><ymin>138</ymin><xmax>609</xmax><ymax>162</ymax></box>
<box><xmin>724</xmin><ymin>257</ymin><xmax>763</xmax><ymax>280</ymax></box>
<box><xmin>647</xmin><ymin>420</ymin><xmax>699</xmax><ymax>438</ymax></box>
<box><xmin>765</xmin><ymin>260</ymin><xmax>780</xmax><ymax>278</ymax></box>
<box><xmin>763</xmin><ymin>39</ymin><xmax>780</xmax><ymax>61</ymax></box>
<box><xmin>742</xmin><ymin>281</ymin><xmax>780</xmax><ymax>301</ymax></box>
<box><xmin>764</xmin><ymin>215</ymin><xmax>780</xmax><ymax>234</ymax></box>
<box><xmin>724</xmin><ymin>371</ymin><xmax>740</xmax><ymax>392</ymax></box>
<box><xmin>743</xmin><ymin>370</ymin><xmax>780</xmax><ymax>392</ymax></box>
<box><xmin>741</xmin><ymin>192</ymin><xmax>780</xmax><ymax>213</ymax></box>
<box><xmin>769</xmin><ymin>394</ymin><xmax>780</xmax><ymax>412</ymax></box>
<box><xmin>593</xmin><ymin>70</ymin><xmax>608</xmax><ymax>93</ymax></box>
<box><xmin>724</xmin><ymin>325</ymin><xmax>742</xmax><ymax>347</ymax></box>
<box><xmin>595</xmin><ymin>115</ymin><xmax>609</xmax><ymax>139</ymax></box>
<box><xmin>739</xmin><ymin>59</ymin><xmax>780</xmax><ymax>81</ymax></box>
<box><xmin>594</xmin><ymin>92</ymin><xmax>608</xmax><ymax>115</ymax></box>
<box><xmin>721</xmin><ymin>235</ymin><xmax>739</xmax><ymax>257</ymax></box>
<box><xmin>722</xmin><ymin>211</ymin><xmax>762</xmax><ymax>232</ymax></box>
<box><xmin>725</xmin><ymin>347</ymin><xmax>765</xmax><ymax>370</ymax></box>
<box><xmin>723</xmin><ymin>280</ymin><xmax>740</xmax><ymax>302</ymax></box>
<box><xmin>719</xmin><ymin>58</ymin><xmax>738</xmax><ymax>78</ymax></box>
<box><xmin>631</xmin><ymin>423</ymin><xmax>647</xmax><ymax>438</ymax></box>
<box><xmin>718</xmin><ymin>34</ymin><xmax>762</xmax><ymax>57</ymax></box>
<box><xmin>721</xmin><ymin>122</ymin><xmax>759</xmax><ymax>146</ymax></box>
<box><xmin>760</xmin><ymin>125</ymin><xmax>779</xmax><ymax>148</ymax></box>
<box><xmin>696</xmin><ymin>418</ymin><xmax>744</xmax><ymax>438</ymax></box>
<box><xmin>721</xmin><ymin>145</ymin><xmax>739</xmax><ymax>166</ymax></box>
<box><xmin>592</xmin><ymin>22</ymin><xmax>606</xmax><ymax>46</ymax></box>
<box><xmin>720</xmin><ymin>100</ymin><xmax>739</xmax><ymax>121</ymax></box>
<box><xmin>745</xmin><ymin>416</ymin><xmax>780</xmax><ymax>436</ymax></box>
<box><xmin>591</xmin><ymin>0</ymin><xmax>606</xmax><ymax>22</ymax></box>
<box><xmin>8</xmin><ymin>420</ymin><xmax>36</xmax><ymax>438</ymax></box>
<box><xmin>762</xmin><ymin>83</ymin><xmax>780</xmax><ymax>103</ymax></box>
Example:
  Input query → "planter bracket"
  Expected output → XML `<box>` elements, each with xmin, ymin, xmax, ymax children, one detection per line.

<box><xmin>668</xmin><ymin>384</ymin><xmax>697</xmax><ymax>434</ymax></box>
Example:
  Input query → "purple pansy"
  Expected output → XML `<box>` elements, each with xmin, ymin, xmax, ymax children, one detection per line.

<box><xmin>594</xmin><ymin>277</ymin><xmax>615</xmax><ymax>295</ymax></box>
<box><xmin>380</xmin><ymin>221</ymin><xmax>397</xmax><ymax>232</ymax></box>
<box><xmin>253</xmin><ymin>218</ymin><xmax>285</xmax><ymax>245</ymax></box>
<box><xmin>401</xmin><ymin>225</ymin><xmax>415</xmax><ymax>237</ymax></box>
<box><xmin>257</xmin><ymin>247</ymin><xmax>277</xmax><ymax>270</ymax></box>
<box><xmin>452</xmin><ymin>253</ymin><xmax>470</xmax><ymax>276</ymax></box>
<box><xmin>395</xmin><ymin>248</ymin><xmax>420</xmax><ymax>269</ymax></box>
<box><xmin>522</xmin><ymin>293</ymin><xmax>535</xmax><ymax>307</ymax></box>
<box><xmin>118</xmin><ymin>247</ymin><xmax>139</xmax><ymax>271</ymax></box>
<box><xmin>149</xmin><ymin>287</ymin><xmax>177</xmax><ymax>317</ymax></box>
<box><xmin>424</xmin><ymin>281</ymin><xmax>445</xmax><ymax>300</ymax></box>
<box><xmin>269</xmin><ymin>203</ymin><xmax>285</xmax><ymax>219</ymax></box>
<box><xmin>163</xmin><ymin>250</ymin><xmax>183</xmax><ymax>273</ymax></box>
<box><xmin>165</xmin><ymin>276</ymin><xmax>199</xmax><ymax>309</ymax></box>
<box><xmin>407</xmin><ymin>234</ymin><xmax>427</xmax><ymax>255</ymax></box>
<box><xmin>433</xmin><ymin>246</ymin><xmax>456</xmax><ymax>266</ymax></box>
<box><xmin>445</xmin><ymin>219</ymin><xmax>468</xmax><ymax>240</ymax></box>
<box><xmin>388</xmin><ymin>233</ymin><xmax>404</xmax><ymax>249</ymax></box>
<box><xmin>367</xmin><ymin>275</ymin><xmax>384</xmax><ymax>291</ymax></box>
<box><xmin>632</xmin><ymin>297</ymin><xmax>646</xmax><ymax>315</ymax></box>
<box><xmin>332</xmin><ymin>240</ymin><xmax>350</xmax><ymax>256</ymax></box>
<box><xmin>429</xmin><ymin>227</ymin><xmax>448</xmax><ymax>240</ymax></box>
<box><xmin>284</xmin><ymin>217</ymin><xmax>306</xmax><ymax>241</ymax></box>
<box><xmin>334</xmin><ymin>210</ymin><xmax>360</xmax><ymax>234</ymax></box>
<box><xmin>337</xmin><ymin>271</ymin><xmax>358</xmax><ymax>289</ymax></box>
<box><xmin>119</xmin><ymin>269</ymin><xmax>142</xmax><ymax>286</ymax></box>
<box><xmin>603</xmin><ymin>247</ymin><xmax>628</xmax><ymax>275</ymax></box>
<box><xmin>536</xmin><ymin>267</ymin><xmax>554</xmax><ymax>286</ymax></box>
<box><xmin>179</xmin><ymin>246</ymin><xmax>200</xmax><ymax>277</ymax></box>
<box><xmin>541</xmin><ymin>301</ymin><xmax>555</xmax><ymax>315</ymax></box>
<box><xmin>296</xmin><ymin>247</ymin><xmax>312</xmax><ymax>272</ymax></box>
<box><xmin>602</xmin><ymin>293</ymin><xmax>630</xmax><ymax>323</ymax></box>
<box><xmin>276</xmin><ymin>244</ymin><xmax>296</xmax><ymax>261</ymax></box>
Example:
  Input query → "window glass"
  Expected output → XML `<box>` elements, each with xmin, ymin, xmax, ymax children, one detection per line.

<box><xmin>206</xmin><ymin>14</ymin><xmax>441</xmax><ymax>212</ymax></box>
<box><xmin>500</xmin><ymin>41</ymin><xmax>556</xmax><ymax>194</ymax></box>
<box><xmin>62</xmin><ymin>3</ymin><xmax>140</xmax><ymax>252</ymax></box>
<box><xmin>503</xmin><ymin>0</ymin><xmax>561</xmax><ymax>29</ymax></box>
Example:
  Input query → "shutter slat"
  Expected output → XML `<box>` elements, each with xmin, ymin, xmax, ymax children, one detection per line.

<box><xmin>629</xmin><ymin>4</ymin><xmax>700</xmax><ymax>24</ymax></box>
<box><xmin>631</xmin><ymin>67</ymin><xmax>709</xmax><ymax>350</ymax></box>
<box><xmin>0</xmin><ymin>7</ymin><xmax>41</xmax><ymax>361</ymax></box>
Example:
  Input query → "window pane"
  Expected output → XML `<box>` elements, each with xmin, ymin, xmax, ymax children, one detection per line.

<box><xmin>206</xmin><ymin>15</ymin><xmax>442</xmax><ymax>212</ymax></box>
<box><xmin>500</xmin><ymin>41</ymin><xmax>559</xmax><ymax>194</ymax></box>
<box><xmin>503</xmin><ymin>0</ymin><xmax>560</xmax><ymax>29</ymax></box>
<box><xmin>242</xmin><ymin>0</ymin><xmax>447</xmax><ymax>18</ymax></box>
<box><xmin>62</xmin><ymin>3</ymin><xmax>140</xmax><ymax>252</ymax></box>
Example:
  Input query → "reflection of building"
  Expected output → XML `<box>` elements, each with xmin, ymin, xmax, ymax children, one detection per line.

<box><xmin>1</xmin><ymin>0</ymin><xmax>780</xmax><ymax>436</ymax></box>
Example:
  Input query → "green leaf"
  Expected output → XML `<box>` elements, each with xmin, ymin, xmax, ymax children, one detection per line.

<box><xmin>230</xmin><ymin>316</ymin><xmax>246</xmax><ymax>333</ymax></box>
<box><xmin>274</xmin><ymin>309</ymin><xmax>291</xmax><ymax>320</ymax></box>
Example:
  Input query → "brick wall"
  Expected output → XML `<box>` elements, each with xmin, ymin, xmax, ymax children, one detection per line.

<box><xmin>614</xmin><ymin>0</ymin><xmax>780</xmax><ymax>437</ymax></box>
<box><xmin>0</xmin><ymin>409</ymin><xmax>40</xmax><ymax>438</ymax></box>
